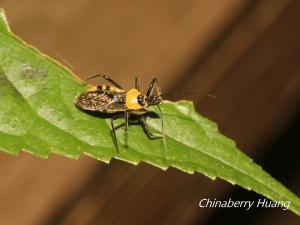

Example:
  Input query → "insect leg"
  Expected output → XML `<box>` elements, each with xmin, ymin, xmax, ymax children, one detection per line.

<box><xmin>146</xmin><ymin>78</ymin><xmax>161</xmax><ymax>97</ymax></box>
<box><xmin>101</xmin><ymin>74</ymin><xmax>124</xmax><ymax>89</ymax></box>
<box><xmin>85</xmin><ymin>74</ymin><xmax>123</xmax><ymax>89</ymax></box>
<box><xmin>111</xmin><ymin>113</ymin><xmax>124</xmax><ymax>153</ymax></box>
<box><xmin>135</xmin><ymin>77</ymin><xmax>140</xmax><ymax>91</ymax></box>
<box><xmin>140</xmin><ymin>116</ymin><xmax>163</xmax><ymax>139</ymax></box>
<box><xmin>124</xmin><ymin>111</ymin><xmax>129</xmax><ymax>132</ymax></box>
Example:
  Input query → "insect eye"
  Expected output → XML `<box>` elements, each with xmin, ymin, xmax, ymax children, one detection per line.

<box><xmin>137</xmin><ymin>95</ymin><xmax>146</xmax><ymax>106</ymax></box>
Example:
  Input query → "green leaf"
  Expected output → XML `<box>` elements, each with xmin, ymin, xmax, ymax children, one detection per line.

<box><xmin>0</xmin><ymin>8</ymin><xmax>299</xmax><ymax>216</ymax></box>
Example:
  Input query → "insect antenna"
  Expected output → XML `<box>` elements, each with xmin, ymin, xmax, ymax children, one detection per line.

<box><xmin>159</xmin><ymin>92</ymin><xmax>216</xmax><ymax>98</ymax></box>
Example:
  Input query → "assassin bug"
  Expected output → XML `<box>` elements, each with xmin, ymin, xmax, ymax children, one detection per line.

<box><xmin>75</xmin><ymin>74</ymin><xmax>164</xmax><ymax>152</ymax></box>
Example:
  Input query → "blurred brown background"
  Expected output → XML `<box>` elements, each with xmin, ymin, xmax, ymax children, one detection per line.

<box><xmin>0</xmin><ymin>0</ymin><xmax>300</xmax><ymax>224</ymax></box>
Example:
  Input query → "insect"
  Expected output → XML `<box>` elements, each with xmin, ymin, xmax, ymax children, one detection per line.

<box><xmin>75</xmin><ymin>74</ymin><xmax>163</xmax><ymax>152</ymax></box>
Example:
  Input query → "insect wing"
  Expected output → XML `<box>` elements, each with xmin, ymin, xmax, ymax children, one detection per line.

<box><xmin>76</xmin><ymin>90</ymin><xmax>126</xmax><ymax>112</ymax></box>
